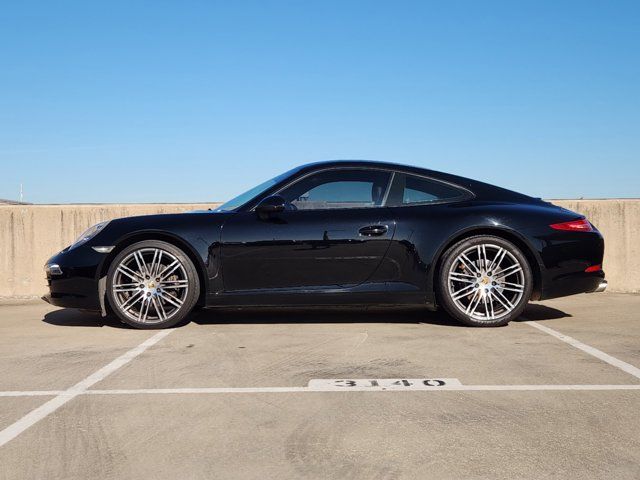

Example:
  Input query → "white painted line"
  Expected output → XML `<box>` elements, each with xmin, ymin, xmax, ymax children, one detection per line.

<box><xmin>88</xmin><ymin>387</ymin><xmax>310</xmax><ymax>394</ymax></box>
<box><xmin>0</xmin><ymin>329</ymin><xmax>173</xmax><ymax>448</ymax></box>
<box><xmin>525</xmin><ymin>321</ymin><xmax>640</xmax><ymax>380</ymax></box>
<box><xmin>0</xmin><ymin>384</ymin><xmax>639</xmax><ymax>398</ymax></box>
<box><xmin>82</xmin><ymin>384</ymin><xmax>640</xmax><ymax>394</ymax></box>
<box><xmin>0</xmin><ymin>391</ymin><xmax>64</xmax><ymax>397</ymax></box>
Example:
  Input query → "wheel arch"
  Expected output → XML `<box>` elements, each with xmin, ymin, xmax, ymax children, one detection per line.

<box><xmin>430</xmin><ymin>226</ymin><xmax>543</xmax><ymax>302</ymax></box>
<box><xmin>98</xmin><ymin>231</ymin><xmax>208</xmax><ymax>309</ymax></box>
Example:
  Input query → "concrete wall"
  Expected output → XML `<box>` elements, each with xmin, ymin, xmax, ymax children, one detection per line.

<box><xmin>0</xmin><ymin>200</ymin><xmax>637</xmax><ymax>299</ymax></box>
<box><xmin>0</xmin><ymin>204</ymin><xmax>217</xmax><ymax>298</ymax></box>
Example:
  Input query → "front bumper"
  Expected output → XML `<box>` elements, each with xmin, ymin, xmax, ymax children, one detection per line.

<box><xmin>43</xmin><ymin>245</ymin><xmax>107</xmax><ymax>309</ymax></box>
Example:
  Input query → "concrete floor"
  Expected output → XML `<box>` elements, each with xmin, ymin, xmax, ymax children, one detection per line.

<box><xmin>0</xmin><ymin>293</ymin><xmax>638</xmax><ymax>479</ymax></box>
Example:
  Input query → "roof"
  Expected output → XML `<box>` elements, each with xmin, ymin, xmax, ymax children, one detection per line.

<box><xmin>291</xmin><ymin>160</ymin><xmax>536</xmax><ymax>203</ymax></box>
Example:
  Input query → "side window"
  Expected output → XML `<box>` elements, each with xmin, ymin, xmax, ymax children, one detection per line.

<box><xmin>388</xmin><ymin>173</ymin><xmax>468</xmax><ymax>206</ymax></box>
<box><xmin>279</xmin><ymin>169</ymin><xmax>391</xmax><ymax>210</ymax></box>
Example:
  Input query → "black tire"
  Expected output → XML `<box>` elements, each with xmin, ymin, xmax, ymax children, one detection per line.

<box><xmin>106</xmin><ymin>240</ymin><xmax>200</xmax><ymax>329</ymax></box>
<box><xmin>437</xmin><ymin>235</ymin><xmax>533</xmax><ymax>327</ymax></box>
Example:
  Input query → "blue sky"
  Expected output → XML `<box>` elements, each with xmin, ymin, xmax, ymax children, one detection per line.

<box><xmin>1</xmin><ymin>1</ymin><xmax>638</xmax><ymax>203</ymax></box>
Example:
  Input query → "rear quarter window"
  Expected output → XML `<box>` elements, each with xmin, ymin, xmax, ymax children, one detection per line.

<box><xmin>388</xmin><ymin>173</ymin><xmax>469</xmax><ymax>206</ymax></box>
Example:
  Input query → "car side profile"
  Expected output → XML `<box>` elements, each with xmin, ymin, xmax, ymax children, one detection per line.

<box><xmin>43</xmin><ymin>160</ymin><xmax>607</xmax><ymax>329</ymax></box>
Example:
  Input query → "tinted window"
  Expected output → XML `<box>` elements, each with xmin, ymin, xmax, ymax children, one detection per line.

<box><xmin>388</xmin><ymin>174</ymin><xmax>467</xmax><ymax>206</ymax></box>
<box><xmin>279</xmin><ymin>169</ymin><xmax>391</xmax><ymax>210</ymax></box>
<box><xmin>215</xmin><ymin>167</ymin><xmax>299</xmax><ymax>212</ymax></box>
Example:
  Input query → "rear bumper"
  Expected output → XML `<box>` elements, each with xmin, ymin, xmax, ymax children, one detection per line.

<box><xmin>531</xmin><ymin>223</ymin><xmax>607</xmax><ymax>301</ymax></box>
<box><xmin>540</xmin><ymin>270</ymin><xmax>606</xmax><ymax>300</ymax></box>
<box><xmin>592</xmin><ymin>279</ymin><xmax>608</xmax><ymax>293</ymax></box>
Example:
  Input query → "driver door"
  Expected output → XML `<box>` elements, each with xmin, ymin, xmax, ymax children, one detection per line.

<box><xmin>221</xmin><ymin>168</ymin><xmax>396</xmax><ymax>292</ymax></box>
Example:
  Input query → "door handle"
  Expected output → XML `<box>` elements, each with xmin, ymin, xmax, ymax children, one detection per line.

<box><xmin>359</xmin><ymin>225</ymin><xmax>388</xmax><ymax>236</ymax></box>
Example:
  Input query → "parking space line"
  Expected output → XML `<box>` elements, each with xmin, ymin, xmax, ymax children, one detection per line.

<box><xmin>1</xmin><ymin>384</ymin><xmax>640</xmax><ymax>398</ymax></box>
<box><xmin>0</xmin><ymin>329</ymin><xmax>173</xmax><ymax>448</ymax></box>
<box><xmin>0</xmin><ymin>391</ymin><xmax>64</xmax><ymax>397</ymax></box>
<box><xmin>525</xmin><ymin>321</ymin><xmax>640</xmax><ymax>380</ymax></box>
<box><xmin>86</xmin><ymin>385</ymin><xmax>640</xmax><ymax>393</ymax></box>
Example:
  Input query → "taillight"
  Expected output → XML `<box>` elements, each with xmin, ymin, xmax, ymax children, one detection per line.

<box><xmin>585</xmin><ymin>264</ymin><xmax>602</xmax><ymax>273</ymax></box>
<box><xmin>550</xmin><ymin>218</ymin><xmax>593</xmax><ymax>232</ymax></box>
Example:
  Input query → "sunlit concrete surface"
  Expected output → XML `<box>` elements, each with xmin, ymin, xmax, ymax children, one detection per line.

<box><xmin>0</xmin><ymin>292</ymin><xmax>638</xmax><ymax>479</ymax></box>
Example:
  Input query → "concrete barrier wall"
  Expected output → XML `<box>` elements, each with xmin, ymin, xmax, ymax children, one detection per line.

<box><xmin>0</xmin><ymin>204</ymin><xmax>218</xmax><ymax>298</ymax></box>
<box><xmin>0</xmin><ymin>199</ymin><xmax>637</xmax><ymax>299</ymax></box>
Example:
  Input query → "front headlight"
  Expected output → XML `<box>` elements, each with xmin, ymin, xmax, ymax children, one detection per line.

<box><xmin>69</xmin><ymin>221</ymin><xmax>110</xmax><ymax>250</ymax></box>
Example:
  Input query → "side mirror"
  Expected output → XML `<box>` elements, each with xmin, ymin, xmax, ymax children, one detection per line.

<box><xmin>256</xmin><ymin>195</ymin><xmax>286</xmax><ymax>219</ymax></box>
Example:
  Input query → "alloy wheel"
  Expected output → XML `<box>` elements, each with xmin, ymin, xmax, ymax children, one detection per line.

<box><xmin>447</xmin><ymin>243</ymin><xmax>526</xmax><ymax>321</ymax></box>
<box><xmin>111</xmin><ymin>247</ymin><xmax>190</xmax><ymax>325</ymax></box>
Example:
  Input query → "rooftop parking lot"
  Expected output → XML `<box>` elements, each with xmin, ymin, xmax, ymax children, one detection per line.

<box><xmin>0</xmin><ymin>293</ymin><xmax>639</xmax><ymax>479</ymax></box>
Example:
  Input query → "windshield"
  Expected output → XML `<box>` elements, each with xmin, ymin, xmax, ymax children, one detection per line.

<box><xmin>214</xmin><ymin>169</ymin><xmax>295</xmax><ymax>212</ymax></box>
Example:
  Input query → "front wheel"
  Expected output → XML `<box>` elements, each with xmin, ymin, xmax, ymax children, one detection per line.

<box><xmin>437</xmin><ymin>235</ymin><xmax>533</xmax><ymax>327</ymax></box>
<box><xmin>106</xmin><ymin>240</ymin><xmax>200</xmax><ymax>329</ymax></box>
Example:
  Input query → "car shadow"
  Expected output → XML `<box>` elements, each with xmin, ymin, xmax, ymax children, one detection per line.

<box><xmin>517</xmin><ymin>303</ymin><xmax>573</xmax><ymax>321</ymax></box>
<box><xmin>42</xmin><ymin>309</ymin><xmax>130</xmax><ymax>329</ymax></box>
<box><xmin>42</xmin><ymin>303</ymin><xmax>571</xmax><ymax>329</ymax></box>
<box><xmin>191</xmin><ymin>307</ymin><xmax>467</xmax><ymax>327</ymax></box>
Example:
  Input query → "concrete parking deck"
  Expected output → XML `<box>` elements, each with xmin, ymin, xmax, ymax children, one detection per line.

<box><xmin>0</xmin><ymin>293</ymin><xmax>639</xmax><ymax>479</ymax></box>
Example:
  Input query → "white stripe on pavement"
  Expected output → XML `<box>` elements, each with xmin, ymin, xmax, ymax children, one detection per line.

<box><xmin>0</xmin><ymin>329</ymin><xmax>173</xmax><ymax>448</ymax></box>
<box><xmin>82</xmin><ymin>384</ymin><xmax>640</xmax><ymax>393</ymax></box>
<box><xmin>1</xmin><ymin>384</ymin><xmax>639</xmax><ymax>398</ymax></box>
<box><xmin>0</xmin><ymin>391</ymin><xmax>64</xmax><ymax>397</ymax></box>
<box><xmin>525</xmin><ymin>321</ymin><xmax>640</xmax><ymax>380</ymax></box>
<box><xmin>85</xmin><ymin>384</ymin><xmax>640</xmax><ymax>393</ymax></box>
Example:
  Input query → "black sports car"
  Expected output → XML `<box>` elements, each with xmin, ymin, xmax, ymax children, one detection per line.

<box><xmin>44</xmin><ymin>160</ymin><xmax>606</xmax><ymax>329</ymax></box>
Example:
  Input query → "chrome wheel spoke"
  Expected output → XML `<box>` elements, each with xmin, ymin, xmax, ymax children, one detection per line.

<box><xmin>117</xmin><ymin>265</ymin><xmax>143</xmax><ymax>282</ymax></box>
<box><xmin>113</xmin><ymin>282</ymin><xmax>140</xmax><ymax>293</ymax></box>
<box><xmin>451</xmin><ymin>283</ymin><xmax>477</xmax><ymax>301</ymax></box>
<box><xmin>152</xmin><ymin>296</ymin><xmax>167</xmax><ymax>321</ymax></box>
<box><xmin>156</xmin><ymin>251</ymin><xmax>164</xmax><ymax>277</ymax></box>
<box><xmin>113</xmin><ymin>282</ymin><xmax>139</xmax><ymax>288</ymax></box>
<box><xmin>159</xmin><ymin>260</ymin><xmax>180</xmax><ymax>281</ymax></box>
<box><xmin>148</xmin><ymin>249</ymin><xmax>160</xmax><ymax>277</ymax></box>
<box><xmin>465</xmin><ymin>290</ymin><xmax>482</xmax><ymax>315</ymax></box>
<box><xmin>114</xmin><ymin>286</ymin><xmax>140</xmax><ymax>293</ymax></box>
<box><xmin>500</xmin><ymin>285</ymin><xmax>524</xmax><ymax>293</ymax></box>
<box><xmin>485</xmin><ymin>292</ymin><xmax>495</xmax><ymax>320</ymax></box>
<box><xmin>478</xmin><ymin>245</ymin><xmax>489</xmax><ymax>270</ymax></box>
<box><xmin>138</xmin><ymin>297</ymin><xmax>151</xmax><ymax>322</ymax></box>
<box><xmin>493</xmin><ymin>288</ymin><xmax>514</xmax><ymax>310</ymax></box>
<box><xmin>459</xmin><ymin>253</ymin><xmax>480</xmax><ymax>274</ymax></box>
<box><xmin>161</xmin><ymin>279</ymin><xmax>189</xmax><ymax>287</ymax></box>
<box><xmin>133</xmin><ymin>251</ymin><xmax>149</xmax><ymax>278</ymax></box>
<box><xmin>121</xmin><ymin>290</ymin><xmax>144</xmax><ymax>310</ymax></box>
<box><xmin>495</xmin><ymin>264</ymin><xmax>522</xmax><ymax>280</ymax></box>
<box><xmin>501</xmin><ymin>280</ymin><xmax>524</xmax><ymax>290</ymax></box>
<box><xmin>449</xmin><ymin>272</ymin><xmax>476</xmax><ymax>283</ymax></box>
<box><xmin>162</xmin><ymin>291</ymin><xmax>184</xmax><ymax>309</ymax></box>
<box><xmin>489</xmin><ymin>248</ymin><xmax>506</xmax><ymax>271</ymax></box>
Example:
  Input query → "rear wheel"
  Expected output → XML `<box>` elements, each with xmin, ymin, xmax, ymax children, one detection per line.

<box><xmin>437</xmin><ymin>235</ymin><xmax>533</xmax><ymax>327</ymax></box>
<box><xmin>106</xmin><ymin>240</ymin><xmax>200</xmax><ymax>329</ymax></box>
